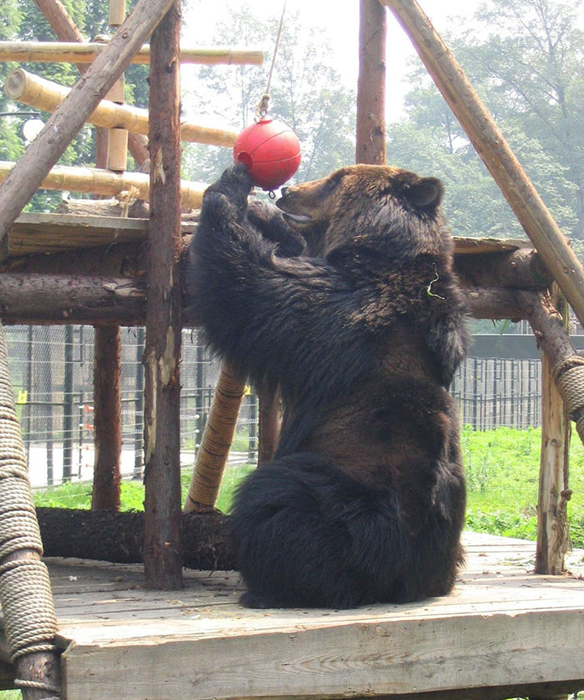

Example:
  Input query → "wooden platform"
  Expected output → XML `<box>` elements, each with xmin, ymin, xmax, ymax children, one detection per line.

<box><xmin>1</xmin><ymin>532</ymin><xmax>583</xmax><ymax>700</ymax></box>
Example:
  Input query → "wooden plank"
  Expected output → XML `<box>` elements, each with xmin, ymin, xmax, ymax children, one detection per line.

<box><xmin>4</xmin><ymin>213</ymin><xmax>528</xmax><ymax>260</ymax></box>
<box><xmin>60</xmin><ymin>608</ymin><xmax>584</xmax><ymax>700</ymax></box>
<box><xmin>1</xmin><ymin>534</ymin><xmax>583</xmax><ymax>699</ymax></box>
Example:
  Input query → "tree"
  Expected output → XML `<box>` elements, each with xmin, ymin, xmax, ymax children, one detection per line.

<box><xmin>453</xmin><ymin>0</ymin><xmax>584</xmax><ymax>239</ymax></box>
<box><xmin>389</xmin><ymin>0</ymin><xmax>584</xmax><ymax>243</ymax></box>
<box><xmin>183</xmin><ymin>6</ymin><xmax>355</xmax><ymax>186</ymax></box>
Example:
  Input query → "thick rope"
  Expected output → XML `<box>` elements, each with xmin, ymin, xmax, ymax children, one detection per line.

<box><xmin>553</xmin><ymin>355</ymin><xmax>584</xmax><ymax>444</ymax></box>
<box><xmin>0</xmin><ymin>323</ymin><xmax>59</xmax><ymax>681</ymax></box>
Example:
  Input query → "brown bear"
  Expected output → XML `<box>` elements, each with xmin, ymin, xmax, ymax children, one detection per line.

<box><xmin>188</xmin><ymin>162</ymin><xmax>469</xmax><ymax>609</ymax></box>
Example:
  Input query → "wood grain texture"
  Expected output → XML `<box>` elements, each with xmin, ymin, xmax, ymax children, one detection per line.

<box><xmin>143</xmin><ymin>0</ymin><xmax>183</xmax><ymax>590</ymax></box>
<box><xmin>6</xmin><ymin>533</ymin><xmax>578</xmax><ymax>700</ymax></box>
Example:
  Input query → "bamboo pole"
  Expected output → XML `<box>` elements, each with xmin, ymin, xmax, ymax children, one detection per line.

<box><xmin>0</xmin><ymin>160</ymin><xmax>205</xmax><ymax>208</ymax></box>
<box><xmin>0</xmin><ymin>41</ymin><xmax>264</xmax><ymax>66</ymax></box>
<box><xmin>32</xmin><ymin>0</ymin><xmax>150</xmax><ymax>166</ymax></box>
<box><xmin>143</xmin><ymin>0</ymin><xmax>183</xmax><ymax>590</ymax></box>
<box><xmin>5</xmin><ymin>68</ymin><xmax>239</xmax><ymax>147</ymax></box>
<box><xmin>0</xmin><ymin>0</ymin><xmax>177</xmax><ymax>242</ymax></box>
<box><xmin>381</xmin><ymin>0</ymin><xmax>584</xmax><ymax>330</ymax></box>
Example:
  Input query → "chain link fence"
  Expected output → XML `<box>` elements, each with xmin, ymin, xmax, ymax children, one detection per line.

<box><xmin>4</xmin><ymin>325</ymin><xmax>545</xmax><ymax>489</ymax></box>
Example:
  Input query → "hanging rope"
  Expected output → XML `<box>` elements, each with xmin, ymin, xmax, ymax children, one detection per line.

<box><xmin>0</xmin><ymin>322</ymin><xmax>60</xmax><ymax>698</ymax></box>
<box><xmin>255</xmin><ymin>0</ymin><xmax>287</xmax><ymax>121</ymax></box>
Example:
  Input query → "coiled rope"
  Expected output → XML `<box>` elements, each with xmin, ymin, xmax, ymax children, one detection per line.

<box><xmin>0</xmin><ymin>322</ymin><xmax>60</xmax><ymax>698</ymax></box>
<box><xmin>553</xmin><ymin>354</ymin><xmax>584</xmax><ymax>444</ymax></box>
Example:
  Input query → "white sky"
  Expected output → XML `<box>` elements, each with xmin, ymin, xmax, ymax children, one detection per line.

<box><xmin>182</xmin><ymin>0</ymin><xmax>481</xmax><ymax>124</ymax></box>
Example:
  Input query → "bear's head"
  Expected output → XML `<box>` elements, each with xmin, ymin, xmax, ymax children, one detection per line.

<box><xmin>276</xmin><ymin>164</ymin><xmax>448</xmax><ymax>260</ymax></box>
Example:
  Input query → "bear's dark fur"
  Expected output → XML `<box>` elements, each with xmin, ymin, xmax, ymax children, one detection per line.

<box><xmin>188</xmin><ymin>163</ymin><xmax>469</xmax><ymax>609</ymax></box>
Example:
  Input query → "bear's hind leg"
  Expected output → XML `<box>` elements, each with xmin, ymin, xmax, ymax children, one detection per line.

<box><xmin>230</xmin><ymin>454</ymin><xmax>406</xmax><ymax>609</ymax></box>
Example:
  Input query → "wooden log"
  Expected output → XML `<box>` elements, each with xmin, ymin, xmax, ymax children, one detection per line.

<box><xmin>0</xmin><ymin>273</ymin><xmax>527</xmax><ymax>326</ymax></box>
<box><xmin>0</xmin><ymin>41</ymin><xmax>264</xmax><ymax>66</ymax></box>
<box><xmin>90</xmin><ymin>22</ymin><xmax>124</xmax><ymax>511</ymax></box>
<box><xmin>518</xmin><ymin>290</ymin><xmax>574</xmax><ymax>575</ymax></box>
<box><xmin>0</xmin><ymin>273</ymin><xmax>146</xmax><ymax>325</ymax></box>
<box><xmin>356</xmin><ymin>0</ymin><xmax>386</xmax><ymax>165</ymax></box>
<box><xmin>0</xmin><ymin>161</ymin><xmax>205</xmax><ymax>209</ymax></box>
<box><xmin>455</xmin><ymin>248</ymin><xmax>552</xmax><ymax>290</ymax></box>
<box><xmin>36</xmin><ymin>508</ymin><xmax>234</xmax><ymax>570</ymax></box>
<box><xmin>184</xmin><ymin>364</ymin><xmax>247</xmax><ymax>512</ymax></box>
<box><xmin>32</xmin><ymin>0</ymin><xmax>149</xmax><ymax>167</ymax></box>
<box><xmin>0</xmin><ymin>0</ymin><xmax>177</xmax><ymax>242</ymax></box>
<box><xmin>143</xmin><ymin>0</ymin><xmax>183</xmax><ymax>590</ymax></box>
<box><xmin>537</xmin><ymin>341</ymin><xmax>570</xmax><ymax>576</ymax></box>
<box><xmin>5</xmin><ymin>68</ymin><xmax>239</xmax><ymax>146</ymax></box>
<box><xmin>381</xmin><ymin>0</ymin><xmax>584</xmax><ymax>331</ymax></box>
<box><xmin>462</xmin><ymin>287</ymin><xmax>526</xmax><ymax>320</ymax></box>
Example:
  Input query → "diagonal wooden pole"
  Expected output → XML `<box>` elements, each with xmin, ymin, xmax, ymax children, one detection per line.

<box><xmin>380</xmin><ymin>0</ymin><xmax>584</xmax><ymax>329</ymax></box>
<box><xmin>0</xmin><ymin>0</ymin><xmax>174</xmax><ymax>240</ymax></box>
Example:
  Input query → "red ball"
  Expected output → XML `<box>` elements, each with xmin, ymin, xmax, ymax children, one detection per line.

<box><xmin>233</xmin><ymin>117</ymin><xmax>301</xmax><ymax>190</ymax></box>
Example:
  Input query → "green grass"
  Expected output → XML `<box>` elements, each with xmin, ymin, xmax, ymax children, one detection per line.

<box><xmin>31</xmin><ymin>427</ymin><xmax>584</xmax><ymax>548</ymax></box>
<box><xmin>33</xmin><ymin>464</ymin><xmax>254</xmax><ymax>514</ymax></box>
<box><xmin>462</xmin><ymin>426</ymin><xmax>584</xmax><ymax>547</ymax></box>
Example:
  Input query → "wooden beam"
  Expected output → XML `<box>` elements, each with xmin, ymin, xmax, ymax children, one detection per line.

<box><xmin>0</xmin><ymin>0</ymin><xmax>176</xmax><ymax>241</ymax></box>
<box><xmin>0</xmin><ymin>273</ymin><xmax>146</xmax><ymax>325</ymax></box>
<box><xmin>454</xmin><ymin>248</ymin><xmax>552</xmax><ymax>290</ymax></box>
<box><xmin>0</xmin><ymin>41</ymin><xmax>264</xmax><ymax>65</ymax></box>
<box><xmin>0</xmin><ymin>161</ymin><xmax>205</xmax><ymax>209</ymax></box>
<box><xmin>0</xmin><ymin>274</ymin><xmax>529</xmax><ymax>326</ymax></box>
<box><xmin>380</xmin><ymin>0</ymin><xmax>584</xmax><ymax>330</ymax></box>
<box><xmin>356</xmin><ymin>0</ymin><xmax>386</xmax><ymax>165</ymax></box>
<box><xmin>5</xmin><ymin>68</ymin><xmax>239</xmax><ymax>146</ymax></box>
<box><xmin>143</xmin><ymin>0</ymin><xmax>183</xmax><ymax>590</ymax></box>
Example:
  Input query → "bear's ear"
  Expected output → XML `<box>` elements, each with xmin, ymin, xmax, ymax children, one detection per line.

<box><xmin>403</xmin><ymin>177</ymin><xmax>443</xmax><ymax>210</ymax></box>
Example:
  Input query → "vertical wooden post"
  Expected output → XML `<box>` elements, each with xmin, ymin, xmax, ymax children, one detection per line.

<box><xmin>91</xmin><ymin>0</ymin><xmax>125</xmax><ymax>513</ymax></box>
<box><xmin>356</xmin><ymin>0</ymin><xmax>387</xmax><ymax>165</ymax></box>
<box><xmin>535</xmin><ymin>293</ymin><xmax>570</xmax><ymax>575</ymax></box>
<box><xmin>92</xmin><ymin>325</ymin><xmax>122</xmax><ymax>510</ymax></box>
<box><xmin>143</xmin><ymin>0</ymin><xmax>183</xmax><ymax>589</ymax></box>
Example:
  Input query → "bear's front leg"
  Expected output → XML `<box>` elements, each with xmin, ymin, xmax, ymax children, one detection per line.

<box><xmin>202</xmin><ymin>163</ymin><xmax>253</xmax><ymax>225</ymax></box>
